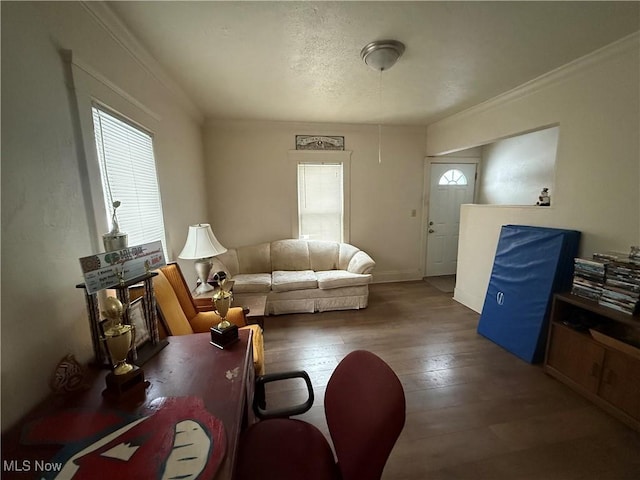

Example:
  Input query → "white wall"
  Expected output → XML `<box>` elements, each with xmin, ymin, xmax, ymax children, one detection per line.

<box><xmin>455</xmin><ymin>205</ymin><xmax>560</xmax><ymax>312</ymax></box>
<box><xmin>426</xmin><ymin>34</ymin><xmax>640</xmax><ymax>312</ymax></box>
<box><xmin>203</xmin><ymin>120</ymin><xmax>427</xmax><ymax>283</ymax></box>
<box><xmin>478</xmin><ymin>127</ymin><xmax>558</xmax><ymax>205</ymax></box>
<box><xmin>1</xmin><ymin>2</ymin><xmax>207</xmax><ymax>430</ymax></box>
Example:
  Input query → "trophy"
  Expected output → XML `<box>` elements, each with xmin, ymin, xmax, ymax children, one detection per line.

<box><xmin>213</xmin><ymin>289</ymin><xmax>232</xmax><ymax>329</ymax></box>
<box><xmin>102</xmin><ymin>200</ymin><xmax>128</xmax><ymax>252</ymax></box>
<box><xmin>101</xmin><ymin>297</ymin><xmax>148</xmax><ymax>397</ymax></box>
<box><xmin>210</xmin><ymin>275</ymin><xmax>239</xmax><ymax>349</ymax></box>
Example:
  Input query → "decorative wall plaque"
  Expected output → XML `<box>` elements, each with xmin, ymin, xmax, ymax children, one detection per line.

<box><xmin>295</xmin><ymin>135</ymin><xmax>344</xmax><ymax>150</ymax></box>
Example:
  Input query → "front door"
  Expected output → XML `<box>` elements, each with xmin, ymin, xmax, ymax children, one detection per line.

<box><xmin>425</xmin><ymin>163</ymin><xmax>476</xmax><ymax>276</ymax></box>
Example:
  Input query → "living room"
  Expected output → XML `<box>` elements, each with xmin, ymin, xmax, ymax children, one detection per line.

<box><xmin>2</xmin><ymin>2</ymin><xmax>639</xmax><ymax>475</ymax></box>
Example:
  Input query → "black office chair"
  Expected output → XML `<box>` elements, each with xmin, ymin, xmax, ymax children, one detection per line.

<box><xmin>236</xmin><ymin>350</ymin><xmax>406</xmax><ymax>480</ymax></box>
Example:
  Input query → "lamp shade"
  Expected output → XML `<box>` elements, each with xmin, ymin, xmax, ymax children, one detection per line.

<box><xmin>178</xmin><ymin>224</ymin><xmax>227</xmax><ymax>259</ymax></box>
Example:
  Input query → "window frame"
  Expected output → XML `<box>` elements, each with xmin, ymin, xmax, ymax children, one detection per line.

<box><xmin>288</xmin><ymin>150</ymin><xmax>352</xmax><ymax>243</ymax></box>
<box><xmin>67</xmin><ymin>52</ymin><xmax>167</xmax><ymax>256</ymax></box>
<box><xmin>438</xmin><ymin>168</ymin><xmax>469</xmax><ymax>186</ymax></box>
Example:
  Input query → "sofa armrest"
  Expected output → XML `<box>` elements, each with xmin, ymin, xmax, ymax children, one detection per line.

<box><xmin>209</xmin><ymin>256</ymin><xmax>231</xmax><ymax>279</ymax></box>
<box><xmin>347</xmin><ymin>250</ymin><xmax>376</xmax><ymax>274</ymax></box>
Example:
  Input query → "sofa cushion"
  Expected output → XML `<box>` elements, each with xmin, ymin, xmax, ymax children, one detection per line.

<box><xmin>232</xmin><ymin>273</ymin><xmax>272</xmax><ymax>294</ymax></box>
<box><xmin>237</xmin><ymin>243</ymin><xmax>271</xmax><ymax>274</ymax></box>
<box><xmin>316</xmin><ymin>270</ymin><xmax>372</xmax><ymax>290</ymax></box>
<box><xmin>272</xmin><ymin>239</ymin><xmax>310</xmax><ymax>271</ymax></box>
<box><xmin>308</xmin><ymin>241</ymin><xmax>340</xmax><ymax>271</ymax></box>
<box><xmin>272</xmin><ymin>270</ymin><xmax>317</xmax><ymax>292</ymax></box>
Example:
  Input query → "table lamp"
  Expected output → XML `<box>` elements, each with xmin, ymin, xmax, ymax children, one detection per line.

<box><xmin>178</xmin><ymin>224</ymin><xmax>227</xmax><ymax>295</ymax></box>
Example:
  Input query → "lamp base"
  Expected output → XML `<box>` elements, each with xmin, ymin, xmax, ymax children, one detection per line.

<box><xmin>194</xmin><ymin>258</ymin><xmax>214</xmax><ymax>295</ymax></box>
<box><xmin>210</xmin><ymin>324</ymin><xmax>239</xmax><ymax>349</ymax></box>
<box><xmin>194</xmin><ymin>281</ymin><xmax>215</xmax><ymax>295</ymax></box>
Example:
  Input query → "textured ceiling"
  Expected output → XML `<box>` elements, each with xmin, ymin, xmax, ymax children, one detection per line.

<box><xmin>109</xmin><ymin>1</ymin><xmax>640</xmax><ymax>126</ymax></box>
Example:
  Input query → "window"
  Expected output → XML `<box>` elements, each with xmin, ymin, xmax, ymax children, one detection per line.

<box><xmin>91</xmin><ymin>105</ymin><xmax>167</xmax><ymax>254</ymax></box>
<box><xmin>297</xmin><ymin>163</ymin><xmax>343</xmax><ymax>242</ymax></box>
<box><xmin>438</xmin><ymin>168</ymin><xmax>468</xmax><ymax>185</ymax></box>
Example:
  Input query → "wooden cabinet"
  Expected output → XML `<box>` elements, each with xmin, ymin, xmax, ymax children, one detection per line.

<box><xmin>544</xmin><ymin>293</ymin><xmax>640</xmax><ymax>431</ymax></box>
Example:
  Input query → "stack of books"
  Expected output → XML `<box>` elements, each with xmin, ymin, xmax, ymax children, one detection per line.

<box><xmin>593</xmin><ymin>251</ymin><xmax>630</xmax><ymax>263</ymax></box>
<box><xmin>599</xmin><ymin>259</ymin><xmax>640</xmax><ymax>315</ymax></box>
<box><xmin>571</xmin><ymin>257</ymin><xmax>606</xmax><ymax>301</ymax></box>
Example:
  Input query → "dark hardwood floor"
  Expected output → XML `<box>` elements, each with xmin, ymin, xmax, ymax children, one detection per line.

<box><xmin>261</xmin><ymin>281</ymin><xmax>640</xmax><ymax>479</ymax></box>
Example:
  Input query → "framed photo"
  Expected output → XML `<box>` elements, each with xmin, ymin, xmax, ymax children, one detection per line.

<box><xmin>129</xmin><ymin>297</ymin><xmax>151</xmax><ymax>349</ymax></box>
<box><xmin>295</xmin><ymin>135</ymin><xmax>344</xmax><ymax>150</ymax></box>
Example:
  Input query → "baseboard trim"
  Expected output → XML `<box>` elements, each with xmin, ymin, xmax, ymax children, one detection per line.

<box><xmin>372</xmin><ymin>270</ymin><xmax>423</xmax><ymax>284</ymax></box>
<box><xmin>453</xmin><ymin>287</ymin><xmax>483</xmax><ymax>314</ymax></box>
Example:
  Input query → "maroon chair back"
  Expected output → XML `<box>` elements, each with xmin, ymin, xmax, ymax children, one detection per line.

<box><xmin>324</xmin><ymin>350</ymin><xmax>406</xmax><ymax>480</ymax></box>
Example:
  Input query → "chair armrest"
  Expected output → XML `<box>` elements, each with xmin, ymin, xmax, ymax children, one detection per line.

<box><xmin>253</xmin><ymin>370</ymin><xmax>314</xmax><ymax>420</ymax></box>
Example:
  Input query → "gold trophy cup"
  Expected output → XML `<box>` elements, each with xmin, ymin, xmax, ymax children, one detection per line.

<box><xmin>101</xmin><ymin>297</ymin><xmax>148</xmax><ymax>397</ymax></box>
<box><xmin>212</xmin><ymin>289</ymin><xmax>232</xmax><ymax>329</ymax></box>
<box><xmin>104</xmin><ymin>323</ymin><xmax>135</xmax><ymax>375</ymax></box>
<box><xmin>210</xmin><ymin>287</ymin><xmax>239</xmax><ymax>349</ymax></box>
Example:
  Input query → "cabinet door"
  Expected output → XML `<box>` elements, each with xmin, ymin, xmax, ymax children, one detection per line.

<box><xmin>599</xmin><ymin>350</ymin><xmax>640</xmax><ymax>420</ymax></box>
<box><xmin>547</xmin><ymin>323</ymin><xmax>605</xmax><ymax>392</ymax></box>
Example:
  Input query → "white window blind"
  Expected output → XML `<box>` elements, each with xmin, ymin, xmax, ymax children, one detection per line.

<box><xmin>297</xmin><ymin>163</ymin><xmax>343</xmax><ymax>242</ymax></box>
<box><xmin>92</xmin><ymin>105</ymin><xmax>167</xmax><ymax>254</ymax></box>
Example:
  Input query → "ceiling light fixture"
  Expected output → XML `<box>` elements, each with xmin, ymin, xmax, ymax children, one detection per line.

<box><xmin>360</xmin><ymin>40</ymin><xmax>405</xmax><ymax>72</ymax></box>
<box><xmin>361</xmin><ymin>40</ymin><xmax>405</xmax><ymax>164</ymax></box>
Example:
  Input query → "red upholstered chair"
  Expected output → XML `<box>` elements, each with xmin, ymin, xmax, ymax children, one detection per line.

<box><xmin>236</xmin><ymin>350</ymin><xmax>405</xmax><ymax>480</ymax></box>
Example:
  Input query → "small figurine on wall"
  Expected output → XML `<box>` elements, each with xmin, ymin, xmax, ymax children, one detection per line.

<box><xmin>536</xmin><ymin>188</ymin><xmax>551</xmax><ymax>206</ymax></box>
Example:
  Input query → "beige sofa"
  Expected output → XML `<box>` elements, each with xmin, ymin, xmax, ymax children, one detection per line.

<box><xmin>208</xmin><ymin>239</ymin><xmax>375</xmax><ymax>315</ymax></box>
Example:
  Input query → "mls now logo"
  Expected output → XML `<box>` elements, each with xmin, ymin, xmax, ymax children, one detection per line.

<box><xmin>3</xmin><ymin>460</ymin><xmax>63</xmax><ymax>473</ymax></box>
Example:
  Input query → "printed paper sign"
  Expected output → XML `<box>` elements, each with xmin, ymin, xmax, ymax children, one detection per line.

<box><xmin>79</xmin><ymin>241</ymin><xmax>166</xmax><ymax>294</ymax></box>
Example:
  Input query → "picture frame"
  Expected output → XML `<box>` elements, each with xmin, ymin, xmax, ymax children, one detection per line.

<box><xmin>129</xmin><ymin>297</ymin><xmax>151</xmax><ymax>349</ymax></box>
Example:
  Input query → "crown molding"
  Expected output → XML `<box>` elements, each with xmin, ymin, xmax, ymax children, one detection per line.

<box><xmin>63</xmin><ymin>49</ymin><xmax>162</xmax><ymax>123</ymax></box>
<box><xmin>432</xmin><ymin>31</ymin><xmax>639</xmax><ymax>127</ymax></box>
<box><xmin>80</xmin><ymin>1</ymin><xmax>203</xmax><ymax>123</ymax></box>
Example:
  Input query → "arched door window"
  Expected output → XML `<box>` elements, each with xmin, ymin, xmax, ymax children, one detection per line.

<box><xmin>438</xmin><ymin>168</ymin><xmax>468</xmax><ymax>185</ymax></box>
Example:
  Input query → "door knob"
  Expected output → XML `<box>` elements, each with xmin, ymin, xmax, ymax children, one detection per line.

<box><xmin>428</xmin><ymin>229</ymin><xmax>435</xmax><ymax>233</ymax></box>
<box><xmin>429</xmin><ymin>221</ymin><xmax>434</xmax><ymax>226</ymax></box>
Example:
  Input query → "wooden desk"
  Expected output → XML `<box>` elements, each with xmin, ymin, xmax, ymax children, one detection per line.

<box><xmin>1</xmin><ymin>330</ymin><xmax>254</xmax><ymax>479</ymax></box>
